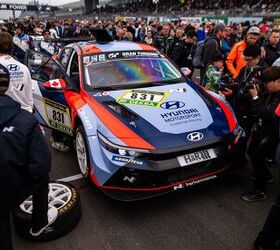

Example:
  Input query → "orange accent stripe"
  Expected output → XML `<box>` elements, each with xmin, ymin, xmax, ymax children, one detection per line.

<box><xmin>137</xmin><ymin>43</ymin><xmax>157</xmax><ymax>51</ymax></box>
<box><xmin>81</xmin><ymin>90</ymin><xmax>155</xmax><ymax>150</ymax></box>
<box><xmin>64</xmin><ymin>91</ymin><xmax>86</xmax><ymax>127</ymax></box>
<box><xmin>81</xmin><ymin>45</ymin><xmax>102</xmax><ymax>55</ymax></box>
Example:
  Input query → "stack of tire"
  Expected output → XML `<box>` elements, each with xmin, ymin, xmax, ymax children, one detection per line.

<box><xmin>12</xmin><ymin>181</ymin><xmax>81</xmax><ymax>241</ymax></box>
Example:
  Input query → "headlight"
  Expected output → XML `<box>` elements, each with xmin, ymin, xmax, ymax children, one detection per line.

<box><xmin>97</xmin><ymin>131</ymin><xmax>150</xmax><ymax>157</ymax></box>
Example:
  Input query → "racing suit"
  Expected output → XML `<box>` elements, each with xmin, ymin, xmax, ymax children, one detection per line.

<box><xmin>38</xmin><ymin>40</ymin><xmax>60</xmax><ymax>57</ymax></box>
<box><xmin>0</xmin><ymin>94</ymin><xmax>50</xmax><ymax>250</ymax></box>
<box><xmin>0</xmin><ymin>55</ymin><xmax>33</xmax><ymax>113</ymax></box>
<box><xmin>13</xmin><ymin>32</ymin><xmax>34</xmax><ymax>64</ymax></box>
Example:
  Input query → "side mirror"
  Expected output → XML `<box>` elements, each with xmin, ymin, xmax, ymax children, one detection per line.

<box><xmin>181</xmin><ymin>67</ymin><xmax>192</xmax><ymax>77</ymax></box>
<box><xmin>43</xmin><ymin>79</ymin><xmax>67</xmax><ymax>90</ymax></box>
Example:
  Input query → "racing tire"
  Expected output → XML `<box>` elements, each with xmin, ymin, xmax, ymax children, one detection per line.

<box><xmin>75</xmin><ymin>126</ymin><xmax>90</xmax><ymax>178</ymax></box>
<box><xmin>12</xmin><ymin>181</ymin><xmax>81</xmax><ymax>242</ymax></box>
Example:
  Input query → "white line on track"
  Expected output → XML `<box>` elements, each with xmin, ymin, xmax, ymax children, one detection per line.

<box><xmin>57</xmin><ymin>174</ymin><xmax>84</xmax><ymax>182</ymax></box>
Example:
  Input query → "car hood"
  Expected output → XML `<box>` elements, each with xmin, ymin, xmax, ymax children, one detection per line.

<box><xmin>90</xmin><ymin>82</ymin><xmax>231</xmax><ymax>149</ymax></box>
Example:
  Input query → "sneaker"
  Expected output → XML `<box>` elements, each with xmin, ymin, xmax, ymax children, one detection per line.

<box><xmin>30</xmin><ymin>207</ymin><xmax>58</xmax><ymax>237</ymax></box>
<box><xmin>249</xmin><ymin>174</ymin><xmax>274</xmax><ymax>184</ymax></box>
<box><xmin>51</xmin><ymin>141</ymin><xmax>70</xmax><ymax>152</ymax></box>
<box><xmin>241</xmin><ymin>190</ymin><xmax>267</xmax><ymax>202</ymax></box>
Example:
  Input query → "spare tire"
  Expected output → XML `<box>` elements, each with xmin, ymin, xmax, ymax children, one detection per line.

<box><xmin>12</xmin><ymin>181</ymin><xmax>81</xmax><ymax>241</ymax></box>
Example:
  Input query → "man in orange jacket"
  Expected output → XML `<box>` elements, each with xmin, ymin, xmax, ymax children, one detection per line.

<box><xmin>226</xmin><ymin>26</ymin><xmax>261</xmax><ymax>79</ymax></box>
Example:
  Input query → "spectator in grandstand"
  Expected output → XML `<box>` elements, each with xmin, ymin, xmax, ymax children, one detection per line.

<box><xmin>226</xmin><ymin>26</ymin><xmax>260</xmax><ymax>79</ymax></box>
<box><xmin>201</xmin><ymin>23</ymin><xmax>225</xmax><ymax>79</ymax></box>
<box><xmin>153</xmin><ymin>23</ymin><xmax>174</xmax><ymax>57</ymax></box>
<box><xmin>13</xmin><ymin>23</ymin><xmax>34</xmax><ymax>64</ymax></box>
<box><xmin>263</xmin><ymin>29</ymin><xmax>280</xmax><ymax>66</ymax></box>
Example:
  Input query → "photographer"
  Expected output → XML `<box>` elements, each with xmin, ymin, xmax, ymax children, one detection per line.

<box><xmin>241</xmin><ymin>66</ymin><xmax>280</xmax><ymax>202</ymax></box>
<box><xmin>232</xmin><ymin>45</ymin><xmax>268</xmax><ymax>165</ymax></box>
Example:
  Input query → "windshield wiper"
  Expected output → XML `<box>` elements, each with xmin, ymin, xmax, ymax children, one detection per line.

<box><xmin>92</xmin><ymin>86</ymin><xmax>115</xmax><ymax>91</ymax></box>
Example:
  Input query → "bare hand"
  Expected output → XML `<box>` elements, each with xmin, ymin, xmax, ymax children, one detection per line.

<box><xmin>248</xmin><ymin>84</ymin><xmax>258</xmax><ymax>97</ymax></box>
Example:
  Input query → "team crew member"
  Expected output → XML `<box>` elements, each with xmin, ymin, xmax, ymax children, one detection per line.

<box><xmin>0</xmin><ymin>64</ymin><xmax>57</xmax><ymax>250</ymax></box>
<box><xmin>13</xmin><ymin>23</ymin><xmax>34</xmax><ymax>64</ymax></box>
<box><xmin>38</xmin><ymin>30</ymin><xmax>60</xmax><ymax>56</ymax></box>
<box><xmin>0</xmin><ymin>32</ymin><xmax>33</xmax><ymax>113</ymax></box>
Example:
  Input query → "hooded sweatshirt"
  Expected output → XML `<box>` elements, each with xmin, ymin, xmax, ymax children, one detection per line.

<box><xmin>0</xmin><ymin>94</ymin><xmax>50</xmax><ymax>199</ymax></box>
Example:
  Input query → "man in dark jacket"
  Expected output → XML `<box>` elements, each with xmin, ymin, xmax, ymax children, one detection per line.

<box><xmin>264</xmin><ymin>29</ymin><xmax>280</xmax><ymax>66</ymax></box>
<box><xmin>0</xmin><ymin>64</ymin><xmax>56</xmax><ymax>250</ymax></box>
<box><xmin>201</xmin><ymin>23</ymin><xmax>225</xmax><ymax>79</ymax></box>
<box><xmin>241</xmin><ymin>66</ymin><xmax>280</xmax><ymax>202</ymax></box>
<box><xmin>153</xmin><ymin>23</ymin><xmax>174</xmax><ymax>57</ymax></box>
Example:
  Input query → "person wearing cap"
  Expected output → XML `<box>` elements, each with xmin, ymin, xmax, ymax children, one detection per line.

<box><xmin>240</xmin><ymin>66</ymin><xmax>280</xmax><ymax>204</ymax></box>
<box><xmin>202</xmin><ymin>53</ymin><xmax>231</xmax><ymax>97</ymax></box>
<box><xmin>0</xmin><ymin>32</ymin><xmax>33</xmax><ymax>113</ymax></box>
<box><xmin>0</xmin><ymin>63</ymin><xmax>57</xmax><ymax>250</ymax></box>
<box><xmin>13</xmin><ymin>22</ymin><xmax>34</xmax><ymax>64</ymax></box>
<box><xmin>226</xmin><ymin>26</ymin><xmax>261</xmax><ymax>79</ymax></box>
<box><xmin>263</xmin><ymin>29</ymin><xmax>280</xmax><ymax>66</ymax></box>
<box><xmin>200</xmin><ymin>22</ymin><xmax>225</xmax><ymax>80</ymax></box>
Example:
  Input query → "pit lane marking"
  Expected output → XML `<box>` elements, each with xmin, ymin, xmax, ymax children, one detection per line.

<box><xmin>57</xmin><ymin>174</ymin><xmax>83</xmax><ymax>182</ymax></box>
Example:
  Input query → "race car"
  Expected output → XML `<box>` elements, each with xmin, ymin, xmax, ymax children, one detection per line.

<box><xmin>26</xmin><ymin>30</ymin><xmax>244</xmax><ymax>201</ymax></box>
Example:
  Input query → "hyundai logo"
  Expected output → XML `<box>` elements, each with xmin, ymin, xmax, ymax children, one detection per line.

<box><xmin>160</xmin><ymin>101</ymin><xmax>185</xmax><ymax>110</ymax></box>
<box><xmin>7</xmin><ymin>64</ymin><xmax>20</xmax><ymax>71</ymax></box>
<box><xmin>187</xmin><ymin>132</ymin><xmax>204</xmax><ymax>142</ymax></box>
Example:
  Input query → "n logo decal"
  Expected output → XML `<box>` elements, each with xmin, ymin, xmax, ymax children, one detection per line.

<box><xmin>2</xmin><ymin>126</ymin><xmax>15</xmax><ymax>132</ymax></box>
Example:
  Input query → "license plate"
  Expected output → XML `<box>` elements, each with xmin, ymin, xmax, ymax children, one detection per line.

<box><xmin>177</xmin><ymin>149</ymin><xmax>217</xmax><ymax>167</ymax></box>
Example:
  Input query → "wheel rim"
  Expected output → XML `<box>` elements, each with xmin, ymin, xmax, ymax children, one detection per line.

<box><xmin>75</xmin><ymin>130</ymin><xmax>88</xmax><ymax>176</ymax></box>
<box><xmin>19</xmin><ymin>183</ymin><xmax>72</xmax><ymax>214</ymax></box>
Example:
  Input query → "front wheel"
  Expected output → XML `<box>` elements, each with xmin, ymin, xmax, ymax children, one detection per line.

<box><xmin>75</xmin><ymin>126</ymin><xmax>90</xmax><ymax>178</ymax></box>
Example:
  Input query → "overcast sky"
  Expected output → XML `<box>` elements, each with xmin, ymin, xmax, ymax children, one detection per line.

<box><xmin>0</xmin><ymin>0</ymin><xmax>77</xmax><ymax>6</ymax></box>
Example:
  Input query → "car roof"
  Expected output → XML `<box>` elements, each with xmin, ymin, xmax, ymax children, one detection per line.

<box><xmin>69</xmin><ymin>40</ymin><xmax>157</xmax><ymax>55</ymax></box>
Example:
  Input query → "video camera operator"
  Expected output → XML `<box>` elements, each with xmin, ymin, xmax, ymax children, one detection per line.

<box><xmin>240</xmin><ymin>66</ymin><xmax>280</xmax><ymax>202</ymax></box>
<box><xmin>232</xmin><ymin>45</ymin><xmax>268</xmax><ymax>165</ymax></box>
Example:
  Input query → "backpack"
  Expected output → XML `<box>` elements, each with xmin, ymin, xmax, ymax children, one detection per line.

<box><xmin>192</xmin><ymin>37</ymin><xmax>212</xmax><ymax>69</ymax></box>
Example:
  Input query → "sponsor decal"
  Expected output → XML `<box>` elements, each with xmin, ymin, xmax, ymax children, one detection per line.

<box><xmin>79</xmin><ymin>109</ymin><xmax>93</xmax><ymax>130</ymax></box>
<box><xmin>92</xmin><ymin>92</ymin><xmax>102</xmax><ymax>97</ymax></box>
<box><xmin>169</xmin><ymin>88</ymin><xmax>187</xmax><ymax>93</ymax></box>
<box><xmin>2</xmin><ymin>126</ymin><xmax>15</xmax><ymax>133</ymax></box>
<box><xmin>123</xmin><ymin>176</ymin><xmax>136</xmax><ymax>183</ymax></box>
<box><xmin>117</xmin><ymin>89</ymin><xmax>168</xmax><ymax>107</ymax></box>
<box><xmin>43</xmin><ymin>98</ymin><xmax>73</xmax><ymax>136</ymax></box>
<box><xmin>7</xmin><ymin>64</ymin><xmax>20</xmax><ymax>71</ymax></box>
<box><xmin>160</xmin><ymin>101</ymin><xmax>185</xmax><ymax>110</ymax></box>
<box><xmin>160</xmin><ymin>108</ymin><xmax>202</xmax><ymax>126</ymax></box>
<box><xmin>187</xmin><ymin>132</ymin><xmax>204</xmax><ymax>142</ymax></box>
<box><xmin>173</xmin><ymin>175</ymin><xmax>217</xmax><ymax>190</ymax></box>
<box><xmin>112</xmin><ymin>156</ymin><xmax>144</xmax><ymax>165</ymax></box>
<box><xmin>102</xmin><ymin>91</ymin><xmax>111</xmax><ymax>96</ymax></box>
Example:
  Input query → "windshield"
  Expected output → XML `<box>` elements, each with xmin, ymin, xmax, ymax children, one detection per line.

<box><xmin>83</xmin><ymin>51</ymin><xmax>183</xmax><ymax>89</ymax></box>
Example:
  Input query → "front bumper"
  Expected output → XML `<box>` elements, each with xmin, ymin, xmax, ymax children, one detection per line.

<box><xmin>90</xmin><ymin>139</ymin><xmax>235</xmax><ymax>201</ymax></box>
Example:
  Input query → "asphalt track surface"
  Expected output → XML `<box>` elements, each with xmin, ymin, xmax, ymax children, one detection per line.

<box><xmin>12</xmin><ymin>129</ymin><xmax>279</xmax><ymax>250</ymax></box>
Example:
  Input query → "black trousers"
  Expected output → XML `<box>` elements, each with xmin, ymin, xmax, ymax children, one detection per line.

<box><xmin>0</xmin><ymin>179</ymin><xmax>49</xmax><ymax>250</ymax></box>
<box><xmin>248</xmin><ymin>131</ymin><xmax>277</xmax><ymax>192</ymax></box>
<box><xmin>255</xmin><ymin>177</ymin><xmax>280</xmax><ymax>249</ymax></box>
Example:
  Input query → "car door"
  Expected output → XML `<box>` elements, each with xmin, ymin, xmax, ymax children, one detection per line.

<box><xmin>26</xmin><ymin>49</ymin><xmax>75</xmax><ymax>136</ymax></box>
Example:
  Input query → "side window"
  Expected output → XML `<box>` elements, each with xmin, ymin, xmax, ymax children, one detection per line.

<box><xmin>26</xmin><ymin>51</ymin><xmax>66</xmax><ymax>82</ymax></box>
<box><xmin>59</xmin><ymin>48</ymin><xmax>72</xmax><ymax>69</ymax></box>
<box><xmin>68</xmin><ymin>52</ymin><xmax>80</xmax><ymax>88</ymax></box>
